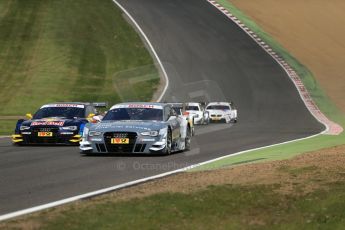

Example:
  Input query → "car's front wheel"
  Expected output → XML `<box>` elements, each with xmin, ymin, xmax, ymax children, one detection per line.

<box><xmin>160</xmin><ymin>129</ymin><xmax>172</xmax><ymax>155</ymax></box>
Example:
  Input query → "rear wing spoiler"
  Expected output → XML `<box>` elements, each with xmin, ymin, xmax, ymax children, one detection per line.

<box><xmin>92</xmin><ymin>102</ymin><xmax>108</xmax><ymax>108</ymax></box>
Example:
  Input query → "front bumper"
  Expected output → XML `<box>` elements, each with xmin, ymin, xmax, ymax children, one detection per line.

<box><xmin>80</xmin><ymin>132</ymin><xmax>166</xmax><ymax>154</ymax></box>
<box><xmin>12</xmin><ymin>132</ymin><xmax>82</xmax><ymax>145</ymax></box>
<box><xmin>209</xmin><ymin>115</ymin><xmax>226</xmax><ymax>122</ymax></box>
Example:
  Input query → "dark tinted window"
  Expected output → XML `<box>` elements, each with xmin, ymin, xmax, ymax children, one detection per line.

<box><xmin>172</xmin><ymin>107</ymin><xmax>182</xmax><ymax>115</ymax></box>
<box><xmin>33</xmin><ymin>107</ymin><xmax>85</xmax><ymax>119</ymax></box>
<box><xmin>185</xmin><ymin>106</ymin><xmax>199</xmax><ymax>111</ymax></box>
<box><xmin>206</xmin><ymin>105</ymin><xmax>230</xmax><ymax>110</ymax></box>
<box><xmin>103</xmin><ymin>108</ymin><xmax>163</xmax><ymax>121</ymax></box>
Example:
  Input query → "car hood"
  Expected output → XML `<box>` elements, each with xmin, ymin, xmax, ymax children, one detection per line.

<box><xmin>90</xmin><ymin>120</ymin><xmax>167</xmax><ymax>132</ymax></box>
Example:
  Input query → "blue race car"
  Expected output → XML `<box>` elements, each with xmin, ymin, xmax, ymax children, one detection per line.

<box><xmin>12</xmin><ymin>102</ymin><xmax>106</xmax><ymax>145</ymax></box>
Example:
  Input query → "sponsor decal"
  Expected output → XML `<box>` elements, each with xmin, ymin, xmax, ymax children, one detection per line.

<box><xmin>96</xmin><ymin>124</ymin><xmax>150</xmax><ymax>130</ymax></box>
<box><xmin>112</xmin><ymin>104</ymin><xmax>163</xmax><ymax>110</ymax></box>
<box><xmin>41</xmin><ymin>104</ymin><xmax>84</xmax><ymax>109</ymax></box>
<box><xmin>31</xmin><ymin>121</ymin><xmax>65</xmax><ymax>126</ymax></box>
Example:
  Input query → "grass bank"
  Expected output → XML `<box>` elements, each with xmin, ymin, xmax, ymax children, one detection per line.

<box><xmin>191</xmin><ymin>0</ymin><xmax>345</xmax><ymax>170</ymax></box>
<box><xmin>2</xmin><ymin>146</ymin><xmax>345</xmax><ymax>229</ymax></box>
<box><xmin>0</xmin><ymin>0</ymin><xmax>159</xmax><ymax>134</ymax></box>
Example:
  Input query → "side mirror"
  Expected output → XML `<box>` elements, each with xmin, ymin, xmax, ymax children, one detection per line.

<box><xmin>26</xmin><ymin>113</ymin><xmax>33</xmax><ymax>120</ymax></box>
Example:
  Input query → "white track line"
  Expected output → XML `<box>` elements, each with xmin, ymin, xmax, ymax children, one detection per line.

<box><xmin>112</xmin><ymin>0</ymin><xmax>169</xmax><ymax>102</ymax></box>
<box><xmin>0</xmin><ymin>0</ymin><xmax>335</xmax><ymax>222</ymax></box>
<box><xmin>0</xmin><ymin>132</ymin><xmax>321</xmax><ymax>222</ymax></box>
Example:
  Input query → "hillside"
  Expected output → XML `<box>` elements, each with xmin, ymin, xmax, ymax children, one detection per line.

<box><xmin>230</xmin><ymin>0</ymin><xmax>345</xmax><ymax>114</ymax></box>
<box><xmin>0</xmin><ymin>0</ymin><xmax>159</xmax><ymax>134</ymax></box>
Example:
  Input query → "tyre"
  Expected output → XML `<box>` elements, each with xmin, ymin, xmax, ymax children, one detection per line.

<box><xmin>203</xmin><ymin>113</ymin><xmax>210</xmax><ymax>125</ymax></box>
<box><xmin>184</xmin><ymin>126</ymin><xmax>191</xmax><ymax>151</ymax></box>
<box><xmin>160</xmin><ymin>129</ymin><xmax>172</xmax><ymax>155</ymax></box>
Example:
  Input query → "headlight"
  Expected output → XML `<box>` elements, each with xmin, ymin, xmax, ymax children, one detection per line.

<box><xmin>20</xmin><ymin>126</ymin><xmax>30</xmax><ymax>131</ymax></box>
<box><xmin>193</xmin><ymin>114</ymin><xmax>199</xmax><ymax>118</ymax></box>
<box><xmin>60</xmin><ymin>126</ymin><xmax>78</xmax><ymax>131</ymax></box>
<box><xmin>141</xmin><ymin>130</ymin><xmax>159</xmax><ymax>137</ymax></box>
<box><xmin>159</xmin><ymin>127</ymin><xmax>168</xmax><ymax>137</ymax></box>
<box><xmin>89</xmin><ymin>131</ymin><xmax>102</xmax><ymax>136</ymax></box>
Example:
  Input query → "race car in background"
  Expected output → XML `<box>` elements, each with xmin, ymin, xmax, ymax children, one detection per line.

<box><xmin>206</xmin><ymin>102</ymin><xmax>238</xmax><ymax>123</ymax></box>
<box><xmin>168</xmin><ymin>102</ymin><xmax>195</xmax><ymax>136</ymax></box>
<box><xmin>185</xmin><ymin>102</ymin><xmax>210</xmax><ymax>125</ymax></box>
<box><xmin>12</xmin><ymin>102</ymin><xmax>107</xmax><ymax>145</ymax></box>
<box><xmin>80</xmin><ymin>102</ymin><xmax>192</xmax><ymax>155</ymax></box>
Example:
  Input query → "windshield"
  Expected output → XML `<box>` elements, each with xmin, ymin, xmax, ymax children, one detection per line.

<box><xmin>103</xmin><ymin>108</ymin><xmax>163</xmax><ymax>121</ymax></box>
<box><xmin>33</xmin><ymin>107</ymin><xmax>85</xmax><ymax>119</ymax></box>
<box><xmin>206</xmin><ymin>105</ymin><xmax>230</xmax><ymax>110</ymax></box>
<box><xmin>172</xmin><ymin>107</ymin><xmax>182</xmax><ymax>115</ymax></box>
<box><xmin>185</xmin><ymin>106</ymin><xmax>199</xmax><ymax>111</ymax></box>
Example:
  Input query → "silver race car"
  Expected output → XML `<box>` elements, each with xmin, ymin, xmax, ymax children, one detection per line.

<box><xmin>80</xmin><ymin>102</ymin><xmax>192</xmax><ymax>155</ymax></box>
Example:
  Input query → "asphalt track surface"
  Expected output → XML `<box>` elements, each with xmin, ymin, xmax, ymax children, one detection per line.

<box><xmin>0</xmin><ymin>0</ymin><xmax>323</xmax><ymax>215</ymax></box>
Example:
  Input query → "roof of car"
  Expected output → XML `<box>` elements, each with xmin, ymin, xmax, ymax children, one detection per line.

<box><xmin>186</xmin><ymin>102</ymin><xmax>201</xmax><ymax>106</ymax></box>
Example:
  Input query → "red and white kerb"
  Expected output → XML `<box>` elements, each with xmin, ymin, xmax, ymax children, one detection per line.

<box><xmin>207</xmin><ymin>0</ymin><xmax>343</xmax><ymax>135</ymax></box>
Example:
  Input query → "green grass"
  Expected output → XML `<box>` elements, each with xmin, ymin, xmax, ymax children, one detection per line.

<box><xmin>5</xmin><ymin>182</ymin><xmax>345</xmax><ymax>230</ymax></box>
<box><xmin>0</xmin><ymin>120</ymin><xmax>16</xmax><ymax>135</ymax></box>
<box><xmin>0</xmin><ymin>0</ymin><xmax>159</xmax><ymax>134</ymax></box>
<box><xmin>191</xmin><ymin>0</ymin><xmax>345</xmax><ymax>171</ymax></box>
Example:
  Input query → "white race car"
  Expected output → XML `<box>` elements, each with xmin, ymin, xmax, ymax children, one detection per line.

<box><xmin>185</xmin><ymin>102</ymin><xmax>210</xmax><ymax>125</ymax></box>
<box><xmin>206</xmin><ymin>102</ymin><xmax>237</xmax><ymax>123</ymax></box>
